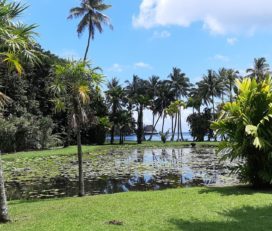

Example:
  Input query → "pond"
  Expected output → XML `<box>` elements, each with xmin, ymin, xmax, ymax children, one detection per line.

<box><xmin>5</xmin><ymin>148</ymin><xmax>239</xmax><ymax>200</ymax></box>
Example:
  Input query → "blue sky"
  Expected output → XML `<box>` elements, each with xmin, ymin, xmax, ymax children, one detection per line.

<box><xmin>20</xmin><ymin>0</ymin><xmax>272</xmax><ymax>131</ymax></box>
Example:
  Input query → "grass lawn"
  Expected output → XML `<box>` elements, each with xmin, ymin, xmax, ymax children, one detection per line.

<box><xmin>1</xmin><ymin>186</ymin><xmax>272</xmax><ymax>231</ymax></box>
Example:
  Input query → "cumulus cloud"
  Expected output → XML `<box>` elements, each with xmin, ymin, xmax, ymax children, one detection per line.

<box><xmin>108</xmin><ymin>63</ymin><xmax>124</xmax><ymax>73</ymax></box>
<box><xmin>134</xmin><ymin>62</ymin><xmax>152</xmax><ymax>69</ymax></box>
<box><xmin>152</xmin><ymin>30</ymin><xmax>171</xmax><ymax>39</ymax></box>
<box><xmin>227</xmin><ymin>37</ymin><xmax>238</xmax><ymax>45</ymax></box>
<box><xmin>212</xmin><ymin>54</ymin><xmax>229</xmax><ymax>62</ymax></box>
<box><xmin>133</xmin><ymin>0</ymin><xmax>272</xmax><ymax>35</ymax></box>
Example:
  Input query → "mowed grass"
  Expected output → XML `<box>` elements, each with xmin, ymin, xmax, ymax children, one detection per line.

<box><xmin>2</xmin><ymin>141</ymin><xmax>219</xmax><ymax>161</ymax></box>
<box><xmin>2</xmin><ymin>187</ymin><xmax>272</xmax><ymax>231</ymax></box>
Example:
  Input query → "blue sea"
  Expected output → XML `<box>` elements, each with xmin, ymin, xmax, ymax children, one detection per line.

<box><xmin>107</xmin><ymin>132</ymin><xmax>197</xmax><ymax>142</ymax></box>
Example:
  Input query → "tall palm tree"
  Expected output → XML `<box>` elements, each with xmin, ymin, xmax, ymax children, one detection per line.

<box><xmin>197</xmin><ymin>69</ymin><xmax>223</xmax><ymax>120</ymax></box>
<box><xmin>155</xmin><ymin>80</ymin><xmax>175</xmax><ymax>134</ymax></box>
<box><xmin>0</xmin><ymin>0</ymin><xmax>39</xmax><ymax>223</ymax></box>
<box><xmin>246</xmin><ymin>57</ymin><xmax>270</xmax><ymax>82</ymax></box>
<box><xmin>225</xmin><ymin>69</ymin><xmax>239</xmax><ymax>102</ymax></box>
<box><xmin>146</xmin><ymin>75</ymin><xmax>160</xmax><ymax>141</ymax></box>
<box><xmin>68</xmin><ymin>0</ymin><xmax>113</xmax><ymax>61</ymax></box>
<box><xmin>168</xmin><ymin>67</ymin><xmax>191</xmax><ymax>141</ymax></box>
<box><xmin>187</xmin><ymin>87</ymin><xmax>202</xmax><ymax>114</ymax></box>
<box><xmin>51</xmin><ymin>60</ymin><xmax>103</xmax><ymax>197</ymax></box>
<box><xmin>126</xmin><ymin>75</ymin><xmax>150</xmax><ymax>144</ymax></box>
<box><xmin>105</xmin><ymin>77</ymin><xmax>124</xmax><ymax>144</ymax></box>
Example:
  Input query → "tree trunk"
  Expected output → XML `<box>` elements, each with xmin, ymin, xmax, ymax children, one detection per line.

<box><xmin>83</xmin><ymin>29</ymin><xmax>92</xmax><ymax>61</ymax></box>
<box><xmin>148</xmin><ymin>113</ymin><xmax>155</xmax><ymax>141</ymax></box>
<box><xmin>110</xmin><ymin>125</ymin><xmax>115</xmax><ymax>144</ymax></box>
<box><xmin>162</xmin><ymin>112</ymin><xmax>166</xmax><ymax>133</ymax></box>
<box><xmin>137</xmin><ymin>105</ymin><xmax>144</xmax><ymax>144</ymax></box>
<box><xmin>77</xmin><ymin>128</ymin><xmax>85</xmax><ymax>197</ymax></box>
<box><xmin>179</xmin><ymin>111</ymin><xmax>184</xmax><ymax>141</ymax></box>
<box><xmin>212</xmin><ymin>94</ymin><xmax>215</xmax><ymax>121</ymax></box>
<box><xmin>171</xmin><ymin>113</ymin><xmax>177</xmax><ymax>141</ymax></box>
<box><xmin>229</xmin><ymin>83</ymin><xmax>233</xmax><ymax>103</ymax></box>
<box><xmin>176</xmin><ymin>112</ymin><xmax>180</xmax><ymax>142</ymax></box>
<box><xmin>149</xmin><ymin>114</ymin><xmax>161</xmax><ymax>141</ymax></box>
<box><xmin>0</xmin><ymin>153</ymin><xmax>9</xmax><ymax>223</ymax></box>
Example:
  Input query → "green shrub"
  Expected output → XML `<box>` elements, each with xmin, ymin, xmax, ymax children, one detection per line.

<box><xmin>212</xmin><ymin>76</ymin><xmax>272</xmax><ymax>187</ymax></box>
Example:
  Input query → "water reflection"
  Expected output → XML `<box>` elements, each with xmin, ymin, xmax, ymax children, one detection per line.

<box><xmin>5</xmin><ymin>148</ymin><xmax>239</xmax><ymax>200</ymax></box>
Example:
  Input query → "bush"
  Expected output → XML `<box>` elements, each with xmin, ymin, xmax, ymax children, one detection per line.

<box><xmin>212</xmin><ymin>77</ymin><xmax>272</xmax><ymax>188</ymax></box>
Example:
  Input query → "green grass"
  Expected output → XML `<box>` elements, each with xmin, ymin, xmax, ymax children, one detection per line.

<box><xmin>2</xmin><ymin>141</ymin><xmax>219</xmax><ymax>161</ymax></box>
<box><xmin>1</xmin><ymin>187</ymin><xmax>272</xmax><ymax>231</ymax></box>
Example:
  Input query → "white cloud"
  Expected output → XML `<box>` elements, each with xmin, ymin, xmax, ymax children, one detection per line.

<box><xmin>152</xmin><ymin>30</ymin><xmax>171</xmax><ymax>39</ymax></box>
<box><xmin>134</xmin><ymin>62</ymin><xmax>152</xmax><ymax>69</ymax></box>
<box><xmin>108</xmin><ymin>63</ymin><xmax>124</xmax><ymax>73</ymax></box>
<box><xmin>227</xmin><ymin>37</ymin><xmax>238</xmax><ymax>45</ymax></box>
<box><xmin>58</xmin><ymin>49</ymin><xmax>80</xmax><ymax>60</ymax></box>
<box><xmin>212</xmin><ymin>54</ymin><xmax>229</xmax><ymax>62</ymax></box>
<box><xmin>133</xmin><ymin>0</ymin><xmax>272</xmax><ymax>35</ymax></box>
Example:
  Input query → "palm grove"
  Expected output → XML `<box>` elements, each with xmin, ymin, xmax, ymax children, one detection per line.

<box><xmin>1</xmin><ymin>0</ymin><xmax>272</xmax><ymax>224</ymax></box>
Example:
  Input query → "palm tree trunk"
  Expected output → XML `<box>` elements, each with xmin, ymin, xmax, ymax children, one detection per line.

<box><xmin>83</xmin><ymin>29</ymin><xmax>92</xmax><ymax>61</ymax></box>
<box><xmin>179</xmin><ymin>110</ymin><xmax>184</xmax><ymax>141</ymax></box>
<box><xmin>137</xmin><ymin>105</ymin><xmax>144</xmax><ymax>144</ymax></box>
<box><xmin>176</xmin><ymin>112</ymin><xmax>180</xmax><ymax>142</ymax></box>
<box><xmin>229</xmin><ymin>83</ymin><xmax>233</xmax><ymax>103</ymax></box>
<box><xmin>162</xmin><ymin>112</ymin><xmax>166</xmax><ymax>133</ymax></box>
<box><xmin>77</xmin><ymin>128</ymin><xmax>85</xmax><ymax>197</ymax></box>
<box><xmin>110</xmin><ymin>125</ymin><xmax>115</xmax><ymax>144</ymax></box>
<box><xmin>212</xmin><ymin>94</ymin><xmax>215</xmax><ymax>121</ymax></box>
<box><xmin>171</xmin><ymin>113</ymin><xmax>177</xmax><ymax>141</ymax></box>
<box><xmin>148</xmin><ymin>113</ymin><xmax>155</xmax><ymax>141</ymax></box>
<box><xmin>149</xmin><ymin>114</ymin><xmax>161</xmax><ymax>141</ymax></box>
<box><xmin>0</xmin><ymin>152</ymin><xmax>9</xmax><ymax>223</ymax></box>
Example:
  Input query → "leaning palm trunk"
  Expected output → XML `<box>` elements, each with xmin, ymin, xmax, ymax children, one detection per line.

<box><xmin>171</xmin><ymin>113</ymin><xmax>178</xmax><ymax>141</ymax></box>
<box><xmin>179</xmin><ymin>110</ymin><xmax>184</xmax><ymax>141</ymax></box>
<box><xmin>0</xmin><ymin>153</ymin><xmax>9</xmax><ymax>223</ymax></box>
<box><xmin>83</xmin><ymin>29</ymin><xmax>92</xmax><ymax>61</ymax></box>
<box><xmin>149</xmin><ymin>114</ymin><xmax>161</xmax><ymax>141</ymax></box>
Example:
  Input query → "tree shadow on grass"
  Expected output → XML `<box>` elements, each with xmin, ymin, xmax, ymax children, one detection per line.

<box><xmin>169</xmin><ymin>205</ymin><xmax>272</xmax><ymax>231</ymax></box>
<box><xmin>198</xmin><ymin>186</ymin><xmax>272</xmax><ymax>196</ymax></box>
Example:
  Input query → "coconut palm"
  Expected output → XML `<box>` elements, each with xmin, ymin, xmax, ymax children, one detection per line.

<box><xmin>51</xmin><ymin>60</ymin><xmax>103</xmax><ymax>197</ymax></box>
<box><xmin>0</xmin><ymin>0</ymin><xmax>39</xmax><ymax>223</ymax></box>
<box><xmin>146</xmin><ymin>75</ymin><xmax>160</xmax><ymax>141</ymax></box>
<box><xmin>105</xmin><ymin>77</ymin><xmax>124</xmax><ymax>144</ymax></box>
<box><xmin>68</xmin><ymin>0</ymin><xmax>113</xmax><ymax>61</ymax></box>
<box><xmin>168</xmin><ymin>67</ymin><xmax>191</xmax><ymax>141</ymax></box>
<box><xmin>155</xmin><ymin>80</ymin><xmax>175</xmax><ymax>134</ymax></box>
<box><xmin>125</xmin><ymin>75</ymin><xmax>150</xmax><ymax>144</ymax></box>
<box><xmin>225</xmin><ymin>69</ymin><xmax>239</xmax><ymax>102</ymax></box>
<box><xmin>246</xmin><ymin>57</ymin><xmax>270</xmax><ymax>82</ymax></box>
<box><xmin>197</xmin><ymin>70</ymin><xmax>224</xmax><ymax>120</ymax></box>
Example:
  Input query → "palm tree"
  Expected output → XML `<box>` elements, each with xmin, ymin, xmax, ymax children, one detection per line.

<box><xmin>126</xmin><ymin>75</ymin><xmax>150</xmax><ymax>144</ymax></box>
<box><xmin>68</xmin><ymin>0</ymin><xmax>113</xmax><ymax>61</ymax></box>
<box><xmin>0</xmin><ymin>0</ymin><xmax>39</xmax><ymax>223</ymax></box>
<box><xmin>197</xmin><ymin>70</ymin><xmax>223</xmax><ymax>120</ymax></box>
<box><xmin>168</xmin><ymin>67</ymin><xmax>191</xmax><ymax>141</ymax></box>
<box><xmin>105</xmin><ymin>78</ymin><xmax>124</xmax><ymax>144</ymax></box>
<box><xmin>146</xmin><ymin>75</ymin><xmax>160</xmax><ymax>141</ymax></box>
<box><xmin>187</xmin><ymin>87</ymin><xmax>202</xmax><ymax>114</ymax></box>
<box><xmin>225</xmin><ymin>69</ymin><xmax>239</xmax><ymax>102</ymax></box>
<box><xmin>155</xmin><ymin>80</ymin><xmax>175</xmax><ymax>134</ymax></box>
<box><xmin>246</xmin><ymin>57</ymin><xmax>270</xmax><ymax>82</ymax></box>
<box><xmin>51</xmin><ymin>60</ymin><xmax>103</xmax><ymax>197</ymax></box>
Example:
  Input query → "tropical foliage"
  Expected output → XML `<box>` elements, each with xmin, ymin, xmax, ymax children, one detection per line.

<box><xmin>212</xmin><ymin>76</ymin><xmax>272</xmax><ymax>187</ymax></box>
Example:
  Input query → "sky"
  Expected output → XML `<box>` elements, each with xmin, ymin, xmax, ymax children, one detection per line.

<box><xmin>19</xmin><ymin>0</ymin><xmax>272</xmax><ymax>132</ymax></box>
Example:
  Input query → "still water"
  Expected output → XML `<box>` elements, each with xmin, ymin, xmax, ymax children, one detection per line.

<box><xmin>5</xmin><ymin>148</ymin><xmax>238</xmax><ymax>200</ymax></box>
